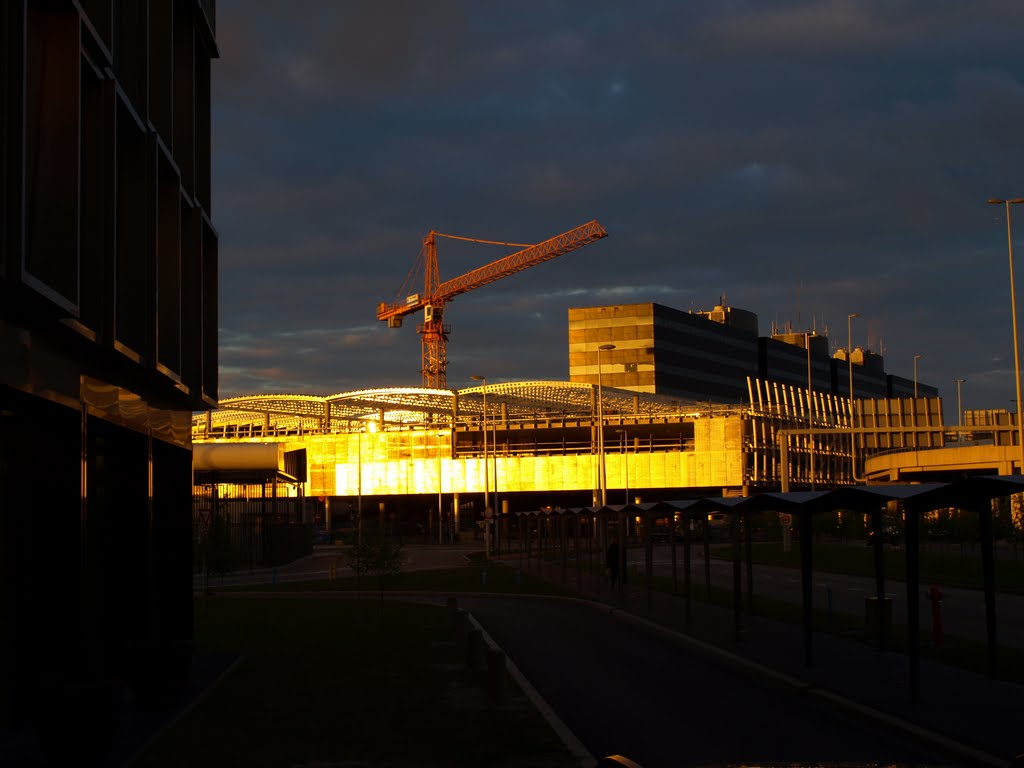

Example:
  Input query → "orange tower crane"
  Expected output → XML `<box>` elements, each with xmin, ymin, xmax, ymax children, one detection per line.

<box><xmin>376</xmin><ymin>219</ymin><xmax>608</xmax><ymax>388</ymax></box>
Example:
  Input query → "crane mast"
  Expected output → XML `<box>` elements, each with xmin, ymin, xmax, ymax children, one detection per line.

<box><xmin>377</xmin><ymin>219</ymin><xmax>608</xmax><ymax>388</ymax></box>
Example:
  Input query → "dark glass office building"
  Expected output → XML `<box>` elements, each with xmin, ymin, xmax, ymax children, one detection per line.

<box><xmin>1</xmin><ymin>0</ymin><xmax>218</xmax><ymax>754</ymax></box>
<box><xmin>569</xmin><ymin>302</ymin><xmax>938</xmax><ymax>403</ymax></box>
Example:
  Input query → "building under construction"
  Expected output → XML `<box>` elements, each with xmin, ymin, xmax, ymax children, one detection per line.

<box><xmin>192</xmin><ymin>301</ymin><xmax>960</xmax><ymax>561</ymax></box>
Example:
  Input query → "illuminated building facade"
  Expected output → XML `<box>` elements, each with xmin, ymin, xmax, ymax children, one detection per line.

<box><xmin>194</xmin><ymin>380</ymin><xmax>893</xmax><ymax>539</ymax></box>
<box><xmin>193</xmin><ymin>299</ymin><xmax>949</xmax><ymax>552</ymax></box>
<box><xmin>1</xmin><ymin>0</ymin><xmax>218</xmax><ymax>746</ymax></box>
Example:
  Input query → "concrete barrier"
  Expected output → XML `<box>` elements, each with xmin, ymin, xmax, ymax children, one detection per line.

<box><xmin>466</xmin><ymin>627</ymin><xmax>485</xmax><ymax>669</ymax></box>
<box><xmin>453</xmin><ymin>608</ymin><xmax>469</xmax><ymax>648</ymax></box>
<box><xmin>486</xmin><ymin>648</ymin><xmax>507</xmax><ymax>702</ymax></box>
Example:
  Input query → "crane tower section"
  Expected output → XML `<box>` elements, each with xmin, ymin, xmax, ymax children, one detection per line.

<box><xmin>376</xmin><ymin>220</ymin><xmax>608</xmax><ymax>389</ymax></box>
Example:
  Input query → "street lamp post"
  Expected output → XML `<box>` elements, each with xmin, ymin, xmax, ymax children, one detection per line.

<box><xmin>806</xmin><ymin>333</ymin><xmax>815</xmax><ymax>490</ymax></box>
<box><xmin>436</xmin><ymin>430</ymin><xmax>444</xmax><ymax>543</ymax></box>
<box><xmin>615</xmin><ymin>429</ymin><xmax>629</xmax><ymax>505</ymax></box>
<box><xmin>913</xmin><ymin>354</ymin><xmax>922</xmax><ymax>399</ymax></box>
<box><xmin>954</xmin><ymin>378</ymin><xmax>966</xmax><ymax>439</ymax></box>
<box><xmin>847</xmin><ymin>313</ymin><xmax>859</xmax><ymax>422</ymax></box>
<box><xmin>847</xmin><ymin>313</ymin><xmax>860</xmax><ymax>483</ymax></box>
<box><xmin>989</xmin><ymin>198</ymin><xmax>1024</xmax><ymax>474</ymax></box>
<box><xmin>597</xmin><ymin>344</ymin><xmax>616</xmax><ymax>506</ymax></box>
<box><xmin>470</xmin><ymin>375</ymin><xmax>491</xmax><ymax>554</ymax></box>
<box><xmin>356</xmin><ymin>427</ymin><xmax>363</xmax><ymax>546</ymax></box>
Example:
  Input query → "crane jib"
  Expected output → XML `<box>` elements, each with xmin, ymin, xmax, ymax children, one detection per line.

<box><xmin>376</xmin><ymin>219</ymin><xmax>608</xmax><ymax>388</ymax></box>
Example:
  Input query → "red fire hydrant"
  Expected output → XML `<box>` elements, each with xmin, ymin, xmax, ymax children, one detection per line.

<box><xmin>927</xmin><ymin>585</ymin><xmax>944</xmax><ymax>648</ymax></box>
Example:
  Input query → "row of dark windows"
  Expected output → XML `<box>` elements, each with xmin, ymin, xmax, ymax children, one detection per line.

<box><xmin>4</xmin><ymin>1</ymin><xmax>218</xmax><ymax>405</ymax></box>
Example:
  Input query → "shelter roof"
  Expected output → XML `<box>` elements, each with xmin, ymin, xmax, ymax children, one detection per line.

<box><xmin>525</xmin><ymin>476</ymin><xmax>1024</xmax><ymax>518</ymax></box>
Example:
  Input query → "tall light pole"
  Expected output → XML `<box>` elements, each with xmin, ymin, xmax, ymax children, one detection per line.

<box><xmin>847</xmin><ymin>313</ymin><xmax>859</xmax><ymax>484</ymax></box>
<box><xmin>913</xmin><ymin>354</ymin><xmax>922</xmax><ymax>399</ymax></box>
<box><xmin>615</xmin><ymin>428</ymin><xmax>629</xmax><ymax>505</ymax></box>
<box><xmin>436</xmin><ymin>429</ymin><xmax>444</xmax><ymax>543</ymax></box>
<box><xmin>989</xmin><ymin>197</ymin><xmax>1024</xmax><ymax>474</ymax></box>
<box><xmin>470</xmin><ymin>375</ymin><xmax>489</xmax><ymax>516</ymax></box>
<box><xmin>953</xmin><ymin>378</ymin><xmax>966</xmax><ymax>443</ymax></box>
<box><xmin>597</xmin><ymin>344</ymin><xmax>616</xmax><ymax>506</ymax></box>
<box><xmin>806</xmin><ymin>333</ymin><xmax>815</xmax><ymax>489</ymax></box>
<box><xmin>847</xmin><ymin>313</ymin><xmax>859</xmax><ymax>422</ymax></box>
<box><xmin>356</xmin><ymin>426</ymin><xmax>363</xmax><ymax>546</ymax></box>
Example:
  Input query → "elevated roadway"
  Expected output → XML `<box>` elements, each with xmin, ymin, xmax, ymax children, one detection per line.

<box><xmin>864</xmin><ymin>443</ymin><xmax>1020</xmax><ymax>482</ymax></box>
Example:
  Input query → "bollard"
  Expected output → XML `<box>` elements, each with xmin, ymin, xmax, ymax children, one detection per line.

<box><xmin>453</xmin><ymin>609</ymin><xmax>470</xmax><ymax>646</ymax></box>
<box><xmin>486</xmin><ymin>648</ymin><xmax>507</xmax><ymax>702</ymax></box>
<box><xmin>272</xmin><ymin>567</ymin><xmax>277</xmax><ymax>586</ymax></box>
<box><xmin>466</xmin><ymin>627</ymin><xmax>485</xmax><ymax>670</ymax></box>
<box><xmin>481</xmin><ymin>567</ymin><xmax>487</xmax><ymax>587</ymax></box>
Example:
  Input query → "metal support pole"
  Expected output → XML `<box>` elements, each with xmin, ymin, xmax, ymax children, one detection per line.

<box><xmin>872</xmin><ymin>507</ymin><xmax>887</xmax><ymax>651</ymax></box>
<box><xmin>905</xmin><ymin>506</ymin><xmax>921</xmax><ymax>706</ymax></box>
<box><xmin>703</xmin><ymin>514</ymin><xmax>712</xmax><ymax>602</ymax></box>
<box><xmin>732</xmin><ymin>509</ymin><xmax>742</xmax><ymax>641</ymax></box>
<box><xmin>670</xmin><ymin>512</ymin><xmax>679</xmax><ymax>595</ymax></box>
<box><xmin>977</xmin><ymin>504</ymin><xmax>999</xmax><ymax>678</ymax></box>
<box><xmin>744</xmin><ymin>511</ymin><xmax>754</xmax><ymax>611</ymax></box>
<box><xmin>683</xmin><ymin>512</ymin><xmax>692</xmax><ymax>624</ymax></box>
<box><xmin>799</xmin><ymin>510</ymin><xmax>814</xmax><ymax>667</ymax></box>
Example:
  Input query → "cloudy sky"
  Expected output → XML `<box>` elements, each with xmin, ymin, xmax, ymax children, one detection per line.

<box><xmin>212</xmin><ymin>0</ymin><xmax>1024</xmax><ymax>419</ymax></box>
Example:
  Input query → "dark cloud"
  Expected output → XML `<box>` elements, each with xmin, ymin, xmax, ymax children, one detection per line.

<box><xmin>212</xmin><ymin>0</ymin><xmax>1024</xmax><ymax>421</ymax></box>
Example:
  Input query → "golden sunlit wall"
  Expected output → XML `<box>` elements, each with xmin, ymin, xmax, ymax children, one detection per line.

<box><xmin>198</xmin><ymin>414</ymin><xmax>751</xmax><ymax>499</ymax></box>
<box><xmin>326</xmin><ymin>415</ymin><xmax>748</xmax><ymax>496</ymax></box>
<box><xmin>568</xmin><ymin>304</ymin><xmax>657</xmax><ymax>393</ymax></box>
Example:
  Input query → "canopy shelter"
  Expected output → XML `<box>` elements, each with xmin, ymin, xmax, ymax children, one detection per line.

<box><xmin>520</xmin><ymin>475</ymin><xmax>1024</xmax><ymax>705</ymax></box>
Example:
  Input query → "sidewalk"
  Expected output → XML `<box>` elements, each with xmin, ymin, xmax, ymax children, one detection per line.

<box><xmin>506</xmin><ymin>552</ymin><xmax>1024</xmax><ymax>767</ymax></box>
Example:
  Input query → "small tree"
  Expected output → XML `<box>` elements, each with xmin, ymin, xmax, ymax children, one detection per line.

<box><xmin>347</xmin><ymin>536</ymin><xmax>407</xmax><ymax>602</ymax></box>
<box><xmin>201</xmin><ymin>514</ymin><xmax>237</xmax><ymax>579</ymax></box>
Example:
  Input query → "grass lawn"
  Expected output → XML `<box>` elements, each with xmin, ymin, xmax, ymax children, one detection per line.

<box><xmin>131</xmin><ymin>597</ymin><xmax>574</xmax><ymax>768</ymax></box>
<box><xmin>708</xmin><ymin>540</ymin><xmax>1024</xmax><ymax>593</ymax></box>
<box><xmin>220</xmin><ymin>560</ymin><xmax>573</xmax><ymax>597</ymax></box>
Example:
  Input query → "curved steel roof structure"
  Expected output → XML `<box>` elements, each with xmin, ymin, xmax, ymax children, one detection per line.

<box><xmin>194</xmin><ymin>380</ymin><xmax>719</xmax><ymax>432</ymax></box>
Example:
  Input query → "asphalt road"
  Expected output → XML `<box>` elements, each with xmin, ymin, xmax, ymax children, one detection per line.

<box><xmin>462</xmin><ymin>596</ymin><xmax>955</xmax><ymax>768</ymax></box>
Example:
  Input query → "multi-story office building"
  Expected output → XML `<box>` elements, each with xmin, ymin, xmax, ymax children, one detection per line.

<box><xmin>567</xmin><ymin>303</ymin><xmax>760</xmax><ymax>402</ymax></box>
<box><xmin>568</xmin><ymin>302</ymin><xmax>938</xmax><ymax>402</ymax></box>
<box><xmin>1</xmin><ymin>1</ymin><xmax>218</xmax><ymax>755</ymax></box>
